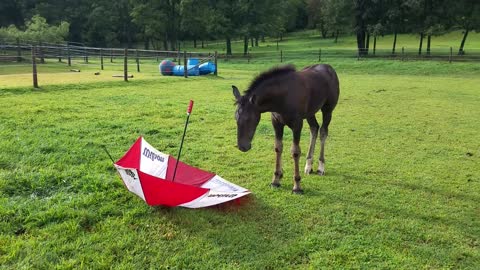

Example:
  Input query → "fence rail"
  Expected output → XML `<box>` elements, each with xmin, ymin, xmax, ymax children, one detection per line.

<box><xmin>2</xmin><ymin>39</ymin><xmax>480</xmax><ymax>64</ymax></box>
<box><xmin>0</xmin><ymin>42</ymin><xmax>213</xmax><ymax>64</ymax></box>
<box><xmin>218</xmin><ymin>47</ymin><xmax>480</xmax><ymax>63</ymax></box>
<box><xmin>0</xmin><ymin>42</ymin><xmax>218</xmax><ymax>88</ymax></box>
<box><xmin>1</xmin><ymin>40</ymin><xmax>479</xmax><ymax>88</ymax></box>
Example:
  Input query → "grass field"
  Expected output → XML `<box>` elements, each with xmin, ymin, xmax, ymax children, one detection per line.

<box><xmin>1</xmin><ymin>44</ymin><xmax>480</xmax><ymax>269</ymax></box>
<box><xmin>180</xmin><ymin>30</ymin><xmax>480</xmax><ymax>56</ymax></box>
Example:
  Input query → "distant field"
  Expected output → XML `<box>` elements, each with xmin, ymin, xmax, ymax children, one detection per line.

<box><xmin>0</xmin><ymin>56</ymin><xmax>479</xmax><ymax>268</ymax></box>
<box><xmin>180</xmin><ymin>30</ymin><xmax>480</xmax><ymax>55</ymax></box>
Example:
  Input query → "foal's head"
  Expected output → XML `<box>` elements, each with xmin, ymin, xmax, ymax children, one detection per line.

<box><xmin>232</xmin><ymin>85</ymin><xmax>260</xmax><ymax>152</ymax></box>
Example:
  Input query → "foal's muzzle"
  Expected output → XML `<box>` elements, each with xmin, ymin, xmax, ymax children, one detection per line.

<box><xmin>238</xmin><ymin>143</ymin><xmax>251</xmax><ymax>152</ymax></box>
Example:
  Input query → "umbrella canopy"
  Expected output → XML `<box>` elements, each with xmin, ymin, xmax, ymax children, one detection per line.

<box><xmin>114</xmin><ymin>137</ymin><xmax>250</xmax><ymax>208</ymax></box>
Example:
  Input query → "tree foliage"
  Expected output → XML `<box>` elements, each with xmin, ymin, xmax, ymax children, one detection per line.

<box><xmin>0</xmin><ymin>0</ymin><xmax>477</xmax><ymax>53</ymax></box>
<box><xmin>0</xmin><ymin>15</ymin><xmax>69</xmax><ymax>43</ymax></box>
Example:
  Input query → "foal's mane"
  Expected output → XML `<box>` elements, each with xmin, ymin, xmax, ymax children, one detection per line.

<box><xmin>245</xmin><ymin>65</ymin><xmax>296</xmax><ymax>95</ymax></box>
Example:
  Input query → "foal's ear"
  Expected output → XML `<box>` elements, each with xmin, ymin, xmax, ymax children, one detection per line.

<box><xmin>232</xmin><ymin>85</ymin><xmax>241</xmax><ymax>101</ymax></box>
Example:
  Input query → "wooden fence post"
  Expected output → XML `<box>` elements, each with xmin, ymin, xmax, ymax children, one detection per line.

<box><xmin>214</xmin><ymin>51</ymin><xmax>218</xmax><ymax>76</ymax></box>
<box><xmin>124</xmin><ymin>48</ymin><xmax>128</xmax><ymax>82</ymax></box>
<box><xmin>111</xmin><ymin>49</ymin><xmax>113</xmax><ymax>63</ymax></box>
<box><xmin>183</xmin><ymin>50</ymin><xmax>187</xmax><ymax>78</ymax></box>
<box><xmin>318</xmin><ymin>48</ymin><xmax>322</xmax><ymax>62</ymax></box>
<box><xmin>280</xmin><ymin>50</ymin><xmax>283</xmax><ymax>62</ymax></box>
<box><xmin>402</xmin><ymin>47</ymin><xmax>405</xmax><ymax>61</ymax></box>
<box><xmin>58</xmin><ymin>46</ymin><xmax>62</xmax><ymax>62</ymax></box>
<box><xmin>67</xmin><ymin>45</ymin><xmax>71</xmax><ymax>66</ymax></box>
<box><xmin>449</xmin><ymin>47</ymin><xmax>452</xmax><ymax>63</ymax></box>
<box><xmin>32</xmin><ymin>46</ymin><xmax>38</xmax><ymax>88</ymax></box>
<box><xmin>85</xmin><ymin>47</ymin><xmax>88</xmax><ymax>63</ymax></box>
<box><xmin>136</xmin><ymin>49</ymin><xmax>140</xmax><ymax>72</ymax></box>
<box><xmin>16</xmin><ymin>38</ymin><xmax>22</xmax><ymax>62</ymax></box>
<box><xmin>39</xmin><ymin>42</ymin><xmax>45</xmax><ymax>63</ymax></box>
<box><xmin>100</xmin><ymin>49</ymin><xmax>104</xmax><ymax>70</ymax></box>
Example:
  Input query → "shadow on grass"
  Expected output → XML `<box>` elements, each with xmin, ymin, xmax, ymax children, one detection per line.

<box><xmin>150</xmin><ymin>194</ymin><xmax>298</xmax><ymax>268</ymax></box>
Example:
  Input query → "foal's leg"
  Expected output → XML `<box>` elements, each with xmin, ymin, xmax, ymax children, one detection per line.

<box><xmin>271</xmin><ymin>117</ymin><xmax>284</xmax><ymax>187</ymax></box>
<box><xmin>291</xmin><ymin>121</ymin><xmax>303</xmax><ymax>193</ymax></box>
<box><xmin>304</xmin><ymin>116</ymin><xmax>320</xmax><ymax>174</ymax></box>
<box><xmin>318</xmin><ymin>109</ymin><xmax>332</xmax><ymax>175</ymax></box>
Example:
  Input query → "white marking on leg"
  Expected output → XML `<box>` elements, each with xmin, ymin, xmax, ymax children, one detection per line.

<box><xmin>317</xmin><ymin>161</ymin><xmax>325</xmax><ymax>175</ymax></box>
<box><xmin>304</xmin><ymin>158</ymin><xmax>313</xmax><ymax>174</ymax></box>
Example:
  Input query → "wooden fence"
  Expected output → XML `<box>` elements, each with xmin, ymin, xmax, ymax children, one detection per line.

<box><xmin>0</xmin><ymin>41</ymin><xmax>218</xmax><ymax>88</ymax></box>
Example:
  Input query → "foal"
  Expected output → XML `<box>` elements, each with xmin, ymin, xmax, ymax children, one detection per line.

<box><xmin>232</xmin><ymin>64</ymin><xmax>339</xmax><ymax>193</ymax></box>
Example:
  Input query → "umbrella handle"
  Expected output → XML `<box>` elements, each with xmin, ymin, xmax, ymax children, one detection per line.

<box><xmin>172</xmin><ymin>100</ymin><xmax>194</xmax><ymax>182</ymax></box>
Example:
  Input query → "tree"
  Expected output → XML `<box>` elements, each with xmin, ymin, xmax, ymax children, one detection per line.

<box><xmin>179</xmin><ymin>0</ymin><xmax>210</xmax><ymax>48</ymax></box>
<box><xmin>206</xmin><ymin>0</ymin><xmax>247</xmax><ymax>55</ymax></box>
<box><xmin>0</xmin><ymin>14</ymin><xmax>69</xmax><ymax>43</ymax></box>
<box><xmin>368</xmin><ymin>23</ymin><xmax>384</xmax><ymax>55</ymax></box>
<box><xmin>404</xmin><ymin>0</ymin><xmax>447</xmax><ymax>56</ymax></box>
<box><xmin>323</xmin><ymin>0</ymin><xmax>351</xmax><ymax>43</ymax></box>
<box><xmin>384</xmin><ymin>0</ymin><xmax>408</xmax><ymax>54</ymax></box>
<box><xmin>306</xmin><ymin>0</ymin><xmax>327</xmax><ymax>37</ymax></box>
<box><xmin>131</xmin><ymin>1</ymin><xmax>168</xmax><ymax>50</ymax></box>
<box><xmin>354</xmin><ymin>0</ymin><xmax>368</xmax><ymax>55</ymax></box>
<box><xmin>0</xmin><ymin>0</ymin><xmax>24</xmax><ymax>27</ymax></box>
<box><xmin>130</xmin><ymin>0</ymin><xmax>179</xmax><ymax>50</ymax></box>
<box><xmin>452</xmin><ymin>0</ymin><xmax>480</xmax><ymax>54</ymax></box>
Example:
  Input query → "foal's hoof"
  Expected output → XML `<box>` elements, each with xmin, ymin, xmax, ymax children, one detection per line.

<box><xmin>316</xmin><ymin>170</ymin><xmax>325</xmax><ymax>176</ymax></box>
<box><xmin>292</xmin><ymin>189</ymin><xmax>304</xmax><ymax>195</ymax></box>
<box><xmin>304</xmin><ymin>168</ymin><xmax>313</xmax><ymax>175</ymax></box>
<box><xmin>270</xmin><ymin>183</ymin><xmax>281</xmax><ymax>188</ymax></box>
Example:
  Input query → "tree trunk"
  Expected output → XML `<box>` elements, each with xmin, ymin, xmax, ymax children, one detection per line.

<box><xmin>334</xmin><ymin>30</ymin><xmax>339</xmax><ymax>43</ymax></box>
<box><xmin>201</xmin><ymin>40</ymin><xmax>204</xmax><ymax>48</ymax></box>
<box><xmin>365</xmin><ymin>32</ymin><xmax>370</xmax><ymax>55</ymax></box>
<box><xmin>255</xmin><ymin>36</ymin><xmax>259</xmax><ymax>46</ymax></box>
<box><xmin>392</xmin><ymin>31</ymin><xmax>397</xmax><ymax>54</ymax></box>
<box><xmin>261</xmin><ymin>34</ymin><xmax>265</xmax><ymax>42</ymax></box>
<box><xmin>243</xmin><ymin>36</ymin><xmax>248</xmax><ymax>56</ymax></box>
<box><xmin>250</xmin><ymin>37</ymin><xmax>254</xmax><ymax>47</ymax></box>
<box><xmin>458</xmin><ymin>29</ymin><xmax>469</xmax><ymax>55</ymax></box>
<box><xmin>193</xmin><ymin>38</ymin><xmax>197</xmax><ymax>48</ymax></box>
<box><xmin>418</xmin><ymin>32</ymin><xmax>424</xmax><ymax>55</ymax></box>
<box><xmin>354</xmin><ymin>0</ymin><xmax>367</xmax><ymax>56</ymax></box>
<box><xmin>373</xmin><ymin>35</ymin><xmax>377</xmax><ymax>55</ymax></box>
<box><xmin>320</xmin><ymin>22</ymin><xmax>328</xmax><ymax>38</ymax></box>
<box><xmin>163</xmin><ymin>34</ymin><xmax>168</xmax><ymax>51</ymax></box>
<box><xmin>356</xmin><ymin>30</ymin><xmax>366</xmax><ymax>56</ymax></box>
<box><xmin>226</xmin><ymin>37</ymin><xmax>232</xmax><ymax>55</ymax></box>
<box><xmin>426</xmin><ymin>35</ymin><xmax>431</xmax><ymax>56</ymax></box>
<box><xmin>144</xmin><ymin>37</ymin><xmax>150</xmax><ymax>50</ymax></box>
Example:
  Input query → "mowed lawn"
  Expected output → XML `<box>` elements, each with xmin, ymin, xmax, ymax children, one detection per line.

<box><xmin>0</xmin><ymin>59</ymin><xmax>479</xmax><ymax>269</ymax></box>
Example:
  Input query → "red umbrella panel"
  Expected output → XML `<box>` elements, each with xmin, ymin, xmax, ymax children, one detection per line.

<box><xmin>114</xmin><ymin>137</ymin><xmax>250</xmax><ymax>208</ymax></box>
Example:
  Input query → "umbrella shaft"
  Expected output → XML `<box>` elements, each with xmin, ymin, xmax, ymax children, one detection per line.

<box><xmin>172</xmin><ymin>113</ymin><xmax>190</xmax><ymax>182</ymax></box>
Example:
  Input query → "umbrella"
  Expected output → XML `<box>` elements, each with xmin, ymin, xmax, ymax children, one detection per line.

<box><xmin>114</xmin><ymin>137</ymin><xmax>250</xmax><ymax>208</ymax></box>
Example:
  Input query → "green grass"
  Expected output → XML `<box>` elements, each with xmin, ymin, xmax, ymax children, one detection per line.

<box><xmin>1</xmin><ymin>51</ymin><xmax>479</xmax><ymax>268</ymax></box>
<box><xmin>182</xmin><ymin>30</ymin><xmax>480</xmax><ymax>55</ymax></box>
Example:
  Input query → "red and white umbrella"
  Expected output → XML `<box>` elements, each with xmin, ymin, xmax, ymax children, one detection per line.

<box><xmin>114</xmin><ymin>137</ymin><xmax>250</xmax><ymax>208</ymax></box>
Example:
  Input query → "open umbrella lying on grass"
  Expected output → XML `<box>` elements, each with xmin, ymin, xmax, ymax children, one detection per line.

<box><xmin>113</xmin><ymin>137</ymin><xmax>250</xmax><ymax>208</ymax></box>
